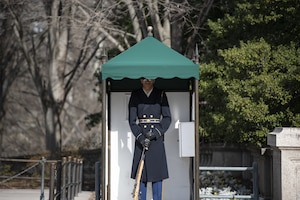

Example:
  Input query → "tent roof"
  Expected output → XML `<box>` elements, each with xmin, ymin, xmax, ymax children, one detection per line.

<box><xmin>101</xmin><ymin>36</ymin><xmax>199</xmax><ymax>80</ymax></box>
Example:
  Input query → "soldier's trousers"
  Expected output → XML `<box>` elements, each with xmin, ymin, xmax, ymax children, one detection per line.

<box><xmin>139</xmin><ymin>181</ymin><xmax>162</xmax><ymax>200</ymax></box>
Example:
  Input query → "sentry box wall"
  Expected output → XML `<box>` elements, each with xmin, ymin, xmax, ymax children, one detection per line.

<box><xmin>100</xmin><ymin>35</ymin><xmax>200</xmax><ymax>200</ymax></box>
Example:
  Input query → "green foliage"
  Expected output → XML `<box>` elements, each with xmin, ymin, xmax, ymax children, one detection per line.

<box><xmin>0</xmin><ymin>164</ymin><xmax>14</xmax><ymax>176</ymax></box>
<box><xmin>199</xmin><ymin>0</ymin><xmax>300</xmax><ymax>146</ymax></box>
<box><xmin>200</xmin><ymin>39</ymin><xmax>300</xmax><ymax>146</ymax></box>
<box><xmin>204</xmin><ymin>0</ymin><xmax>300</xmax><ymax>60</ymax></box>
<box><xmin>85</xmin><ymin>112</ymin><xmax>101</xmax><ymax>131</ymax></box>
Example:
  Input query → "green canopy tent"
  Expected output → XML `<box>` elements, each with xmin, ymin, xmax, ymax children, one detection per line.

<box><xmin>102</xmin><ymin>36</ymin><xmax>199</xmax><ymax>80</ymax></box>
<box><xmin>100</xmin><ymin>35</ymin><xmax>200</xmax><ymax>200</ymax></box>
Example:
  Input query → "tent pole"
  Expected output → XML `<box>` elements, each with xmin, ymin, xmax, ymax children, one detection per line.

<box><xmin>194</xmin><ymin>79</ymin><xmax>200</xmax><ymax>200</ymax></box>
<box><xmin>101</xmin><ymin>80</ymin><xmax>107</xmax><ymax>200</ymax></box>
<box><xmin>107</xmin><ymin>93</ymin><xmax>111</xmax><ymax>200</ymax></box>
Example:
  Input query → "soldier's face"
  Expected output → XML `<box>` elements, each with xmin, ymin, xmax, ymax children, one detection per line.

<box><xmin>141</xmin><ymin>79</ymin><xmax>155</xmax><ymax>90</ymax></box>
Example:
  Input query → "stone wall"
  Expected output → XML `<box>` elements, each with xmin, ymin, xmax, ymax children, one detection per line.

<box><xmin>200</xmin><ymin>143</ymin><xmax>252</xmax><ymax>167</ymax></box>
<box><xmin>80</xmin><ymin>149</ymin><xmax>101</xmax><ymax>191</ymax></box>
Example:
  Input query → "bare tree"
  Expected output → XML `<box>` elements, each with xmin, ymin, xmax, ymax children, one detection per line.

<box><xmin>0</xmin><ymin>5</ymin><xmax>23</xmax><ymax>156</ymax></box>
<box><xmin>185</xmin><ymin>0</ymin><xmax>215</xmax><ymax>58</ymax></box>
<box><xmin>4</xmin><ymin>0</ymin><xmax>102</xmax><ymax>158</ymax></box>
<box><xmin>92</xmin><ymin>0</ymin><xmax>210</xmax><ymax>57</ymax></box>
<box><xmin>1</xmin><ymin>0</ymin><xmax>215</xmax><ymax>157</ymax></box>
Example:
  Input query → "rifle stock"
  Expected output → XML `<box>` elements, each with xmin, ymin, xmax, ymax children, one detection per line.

<box><xmin>132</xmin><ymin>148</ymin><xmax>146</xmax><ymax>200</ymax></box>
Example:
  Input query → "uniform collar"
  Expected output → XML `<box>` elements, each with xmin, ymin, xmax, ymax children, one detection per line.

<box><xmin>143</xmin><ymin>88</ymin><xmax>153</xmax><ymax>97</ymax></box>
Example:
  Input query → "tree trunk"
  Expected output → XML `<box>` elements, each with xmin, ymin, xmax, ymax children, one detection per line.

<box><xmin>147</xmin><ymin>0</ymin><xmax>171</xmax><ymax>46</ymax></box>
<box><xmin>46</xmin><ymin>0</ymin><xmax>71</xmax><ymax>158</ymax></box>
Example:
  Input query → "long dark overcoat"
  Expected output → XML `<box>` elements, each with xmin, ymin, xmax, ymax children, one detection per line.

<box><xmin>128</xmin><ymin>87</ymin><xmax>171</xmax><ymax>182</ymax></box>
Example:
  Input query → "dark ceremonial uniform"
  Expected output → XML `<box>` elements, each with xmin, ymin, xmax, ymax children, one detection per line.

<box><xmin>128</xmin><ymin>87</ymin><xmax>171</xmax><ymax>183</ymax></box>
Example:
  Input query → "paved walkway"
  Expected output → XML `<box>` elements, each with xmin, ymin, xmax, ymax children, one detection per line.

<box><xmin>0</xmin><ymin>189</ymin><xmax>94</xmax><ymax>200</ymax></box>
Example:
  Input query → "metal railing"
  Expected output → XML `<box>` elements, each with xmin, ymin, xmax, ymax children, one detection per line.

<box><xmin>56</xmin><ymin>156</ymin><xmax>83</xmax><ymax>200</ymax></box>
<box><xmin>0</xmin><ymin>156</ymin><xmax>83</xmax><ymax>200</ymax></box>
<box><xmin>95</xmin><ymin>161</ymin><xmax>101</xmax><ymax>200</ymax></box>
<box><xmin>199</xmin><ymin>162</ymin><xmax>258</xmax><ymax>200</ymax></box>
<box><xmin>0</xmin><ymin>156</ymin><xmax>48</xmax><ymax>199</ymax></box>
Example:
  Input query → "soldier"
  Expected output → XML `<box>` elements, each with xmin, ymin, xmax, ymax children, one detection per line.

<box><xmin>128</xmin><ymin>78</ymin><xmax>172</xmax><ymax>200</ymax></box>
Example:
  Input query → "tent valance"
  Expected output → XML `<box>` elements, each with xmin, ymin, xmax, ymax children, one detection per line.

<box><xmin>101</xmin><ymin>36</ymin><xmax>199</xmax><ymax>80</ymax></box>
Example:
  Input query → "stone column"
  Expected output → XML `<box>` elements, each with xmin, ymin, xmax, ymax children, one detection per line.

<box><xmin>267</xmin><ymin>127</ymin><xmax>300</xmax><ymax>200</ymax></box>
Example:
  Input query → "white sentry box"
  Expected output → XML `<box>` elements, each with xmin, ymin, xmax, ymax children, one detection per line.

<box><xmin>178</xmin><ymin>122</ymin><xmax>195</xmax><ymax>157</ymax></box>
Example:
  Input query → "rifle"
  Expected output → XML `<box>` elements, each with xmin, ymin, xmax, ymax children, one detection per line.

<box><xmin>132</xmin><ymin>148</ymin><xmax>146</xmax><ymax>200</ymax></box>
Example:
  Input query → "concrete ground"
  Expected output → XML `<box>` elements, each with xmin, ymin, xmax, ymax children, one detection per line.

<box><xmin>0</xmin><ymin>189</ymin><xmax>94</xmax><ymax>200</ymax></box>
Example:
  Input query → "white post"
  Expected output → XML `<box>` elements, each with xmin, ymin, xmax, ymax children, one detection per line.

<box><xmin>267</xmin><ymin>127</ymin><xmax>300</xmax><ymax>200</ymax></box>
